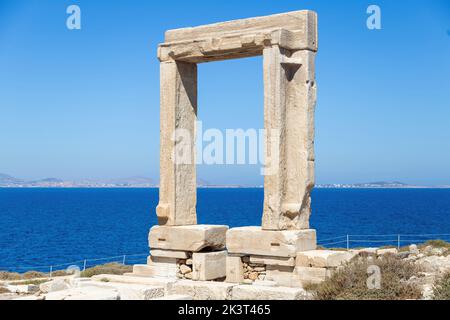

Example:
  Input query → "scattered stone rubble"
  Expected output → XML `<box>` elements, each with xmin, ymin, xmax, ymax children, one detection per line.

<box><xmin>1</xmin><ymin>243</ymin><xmax>449</xmax><ymax>300</ymax></box>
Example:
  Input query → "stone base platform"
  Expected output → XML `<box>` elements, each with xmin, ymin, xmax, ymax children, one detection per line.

<box><xmin>225</xmin><ymin>226</ymin><xmax>317</xmax><ymax>287</ymax></box>
<box><xmin>129</xmin><ymin>250</ymin><xmax>228</xmax><ymax>282</ymax></box>
<box><xmin>87</xmin><ymin>274</ymin><xmax>311</xmax><ymax>300</ymax></box>
<box><xmin>226</xmin><ymin>248</ymin><xmax>355</xmax><ymax>287</ymax></box>
<box><xmin>128</xmin><ymin>225</ymin><xmax>230</xmax><ymax>282</ymax></box>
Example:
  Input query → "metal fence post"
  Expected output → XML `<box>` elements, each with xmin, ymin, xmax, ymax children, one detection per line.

<box><xmin>122</xmin><ymin>255</ymin><xmax>126</xmax><ymax>265</ymax></box>
<box><xmin>50</xmin><ymin>265</ymin><xmax>53</xmax><ymax>278</ymax></box>
<box><xmin>83</xmin><ymin>259</ymin><xmax>87</xmax><ymax>271</ymax></box>
<box><xmin>346</xmin><ymin>235</ymin><xmax>350</xmax><ymax>250</ymax></box>
<box><xmin>398</xmin><ymin>234</ymin><xmax>401</xmax><ymax>250</ymax></box>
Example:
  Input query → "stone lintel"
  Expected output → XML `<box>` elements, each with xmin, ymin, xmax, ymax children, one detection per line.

<box><xmin>165</xmin><ymin>10</ymin><xmax>316</xmax><ymax>43</ymax></box>
<box><xmin>149</xmin><ymin>225</ymin><xmax>228</xmax><ymax>252</ymax></box>
<box><xmin>226</xmin><ymin>227</ymin><xmax>316</xmax><ymax>257</ymax></box>
<box><xmin>158</xmin><ymin>10</ymin><xmax>317</xmax><ymax>63</ymax></box>
<box><xmin>158</xmin><ymin>29</ymin><xmax>317</xmax><ymax>63</ymax></box>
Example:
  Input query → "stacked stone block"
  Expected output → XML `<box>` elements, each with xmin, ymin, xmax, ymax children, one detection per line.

<box><xmin>225</xmin><ymin>227</ymin><xmax>317</xmax><ymax>287</ymax></box>
<box><xmin>130</xmin><ymin>225</ymin><xmax>228</xmax><ymax>282</ymax></box>
<box><xmin>295</xmin><ymin>250</ymin><xmax>356</xmax><ymax>285</ymax></box>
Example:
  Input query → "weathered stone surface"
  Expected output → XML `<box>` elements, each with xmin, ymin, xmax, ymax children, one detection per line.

<box><xmin>77</xmin><ymin>281</ymin><xmax>165</xmax><ymax>300</ymax></box>
<box><xmin>409</xmin><ymin>244</ymin><xmax>419</xmax><ymax>255</ymax></box>
<box><xmin>249</xmin><ymin>255</ymin><xmax>296</xmax><ymax>267</ymax></box>
<box><xmin>265</xmin><ymin>265</ymin><xmax>301</xmax><ymax>287</ymax></box>
<box><xmin>350</xmin><ymin>248</ymin><xmax>379</xmax><ymax>255</ymax></box>
<box><xmin>156</xmin><ymin>60</ymin><xmax>198</xmax><ymax>226</ymax></box>
<box><xmin>14</xmin><ymin>295</ymin><xmax>44</xmax><ymax>300</ymax></box>
<box><xmin>231</xmin><ymin>285</ymin><xmax>310</xmax><ymax>300</ymax></box>
<box><xmin>295</xmin><ymin>266</ymin><xmax>331</xmax><ymax>285</ymax></box>
<box><xmin>150</xmin><ymin>249</ymin><xmax>190</xmax><ymax>259</ymax></box>
<box><xmin>253</xmin><ymin>280</ymin><xmax>277</xmax><ymax>287</ymax></box>
<box><xmin>226</xmin><ymin>255</ymin><xmax>244</xmax><ymax>284</ymax></box>
<box><xmin>180</xmin><ymin>265</ymin><xmax>192</xmax><ymax>275</ymax></box>
<box><xmin>227</xmin><ymin>227</ymin><xmax>316</xmax><ymax>257</ymax></box>
<box><xmin>159</xmin><ymin>11</ymin><xmax>317</xmax><ymax>63</ymax></box>
<box><xmin>132</xmin><ymin>260</ymin><xmax>178</xmax><ymax>279</ymax></box>
<box><xmin>377</xmin><ymin>248</ymin><xmax>398</xmax><ymax>255</ymax></box>
<box><xmin>149</xmin><ymin>225</ymin><xmax>228</xmax><ymax>251</ymax></box>
<box><xmin>169</xmin><ymin>280</ymin><xmax>236</xmax><ymax>300</ymax></box>
<box><xmin>296</xmin><ymin>250</ymin><xmax>355</xmax><ymax>268</ymax></box>
<box><xmin>6</xmin><ymin>284</ymin><xmax>38</xmax><ymax>294</ymax></box>
<box><xmin>152</xmin><ymin>294</ymin><xmax>193</xmax><ymax>300</ymax></box>
<box><xmin>148</xmin><ymin>256</ymin><xmax>178</xmax><ymax>265</ymax></box>
<box><xmin>192</xmin><ymin>251</ymin><xmax>227</xmax><ymax>281</ymax></box>
<box><xmin>416</xmin><ymin>256</ymin><xmax>450</xmax><ymax>274</ymax></box>
<box><xmin>262</xmin><ymin>47</ymin><xmax>316</xmax><ymax>231</ymax></box>
<box><xmin>39</xmin><ymin>279</ymin><xmax>71</xmax><ymax>293</ymax></box>
<box><xmin>44</xmin><ymin>286</ymin><xmax>121</xmax><ymax>300</ymax></box>
<box><xmin>91</xmin><ymin>274</ymin><xmax>176</xmax><ymax>293</ymax></box>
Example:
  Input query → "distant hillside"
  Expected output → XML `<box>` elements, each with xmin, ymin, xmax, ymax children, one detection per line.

<box><xmin>0</xmin><ymin>174</ymin><xmax>448</xmax><ymax>189</ymax></box>
<box><xmin>0</xmin><ymin>173</ymin><xmax>24</xmax><ymax>186</ymax></box>
<box><xmin>316</xmin><ymin>181</ymin><xmax>427</xmax><ymax>189</ymax></box>
<box><xmin>0</xmin><ymin>173</ymin><xmax>154</xmax><ymax>188</ymax></box>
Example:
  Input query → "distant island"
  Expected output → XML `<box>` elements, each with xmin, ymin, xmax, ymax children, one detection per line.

<box><xmin>316</xmin><ymin>181</ymin><xmax>450</xmax><ymax>189</ymax></box>
<box><xmin>0</xmin><ymin>173</ymin><xmax>155</xmax><ymax>188</ymax></box>
<box><xmin>0</xmin><ymin>173</ymin><xmax>448</xmax><ymax>189</ymax></box>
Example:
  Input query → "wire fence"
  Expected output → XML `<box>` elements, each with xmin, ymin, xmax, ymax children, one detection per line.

<box><xmin>0</xmin><ymin>253</ymin><xmax>149</xmax><ymax>275</ymax></box>
<box><xmin>318</xmin><ymin>233</ymin><xmax>450</xmax><ymax>250</ymax></box>
<box><xmin>1</xmin><ymin>233</ymin><xmax>449</xmax><ymax>274</ymax></box>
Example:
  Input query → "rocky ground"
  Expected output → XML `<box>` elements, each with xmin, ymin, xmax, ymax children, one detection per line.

<box><xmin>1</xmin><ymin>242</ymin><xmax>449</xmax><ymax>300</ymax></box>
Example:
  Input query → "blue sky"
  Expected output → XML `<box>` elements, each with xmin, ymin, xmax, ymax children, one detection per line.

<box><xmin>0</xmin><ymin>0</ymin><xmax>449</xmax><ymax>185</ymax></box>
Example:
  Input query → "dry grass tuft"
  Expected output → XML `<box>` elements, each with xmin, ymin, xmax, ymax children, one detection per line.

<box><xmin>308</xmin><ymin>254</ymin><xmax>422</xmax><ymax>300</ymax></box>
<box><xmin>433</xmin><ymin>272</ymin><xmax>450</xmax><ymax>300</ymax></box>
<box><xmin>80</xmin><ymin>263</ymin><xmax>132</xmax><ymax>278</ymax></box>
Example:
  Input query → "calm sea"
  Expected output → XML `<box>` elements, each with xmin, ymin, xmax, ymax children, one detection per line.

<box><xmin>0</xmin><ymin>188</ymin><xmax>449</xmax><ymax>272</ymax></box>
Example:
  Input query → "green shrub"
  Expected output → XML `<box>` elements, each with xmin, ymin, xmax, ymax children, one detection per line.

<box><xmin>433</xmin><ymin>272</ymin><xmax>450</xmax><ymax>300</ymax></box>
<box><xmin>309</xmin><ymin>255</ymin><xmax>422</xmax><ymax>300</ymax></box>
<box><xmin>80</xmin><ymin>263</ymin><xmax>132</xmax><ymax>278</ymax></box>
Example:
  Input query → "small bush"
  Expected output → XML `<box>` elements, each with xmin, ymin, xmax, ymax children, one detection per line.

<box><xmin>0</xmin><ymin>286</ymin><xmax>11</xmax><ymax>294</ymax></box>
<box><xmin>421</xmin><ymin>240</ymin><xmax>450</xmax><ymax>249</ymax></box>
<box><xmin>22</xmin><ymin>271</ymin><xmax>47</xmax><ymax>279</ymax></box>
<box><xmin>10</xmin><ymin>279</ymin><xmax>48</xmax><ymax>286</ymax></box>
<box><xmin>0</xmin><ymin>271</ymin><xmax>22</xmax><ymax>281</ymax></box>
<box><xmin>80</xmin><ymin>263</ymin><xmax>132</xmax><ymax>278</ymax></box>
<box><xmin>51</xmin><ymin>270</ymin><xmax>69</xmax><ymax>277</ymax></box>
<box><xmin>309</xmin><ymin>255</ymin><xmax>422</xmax><ymax>300</ymax></box>
<box><xmin>433</xmin><ymin>272</ymin><xmax>450</xmax><ymax>300</ymax></box>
